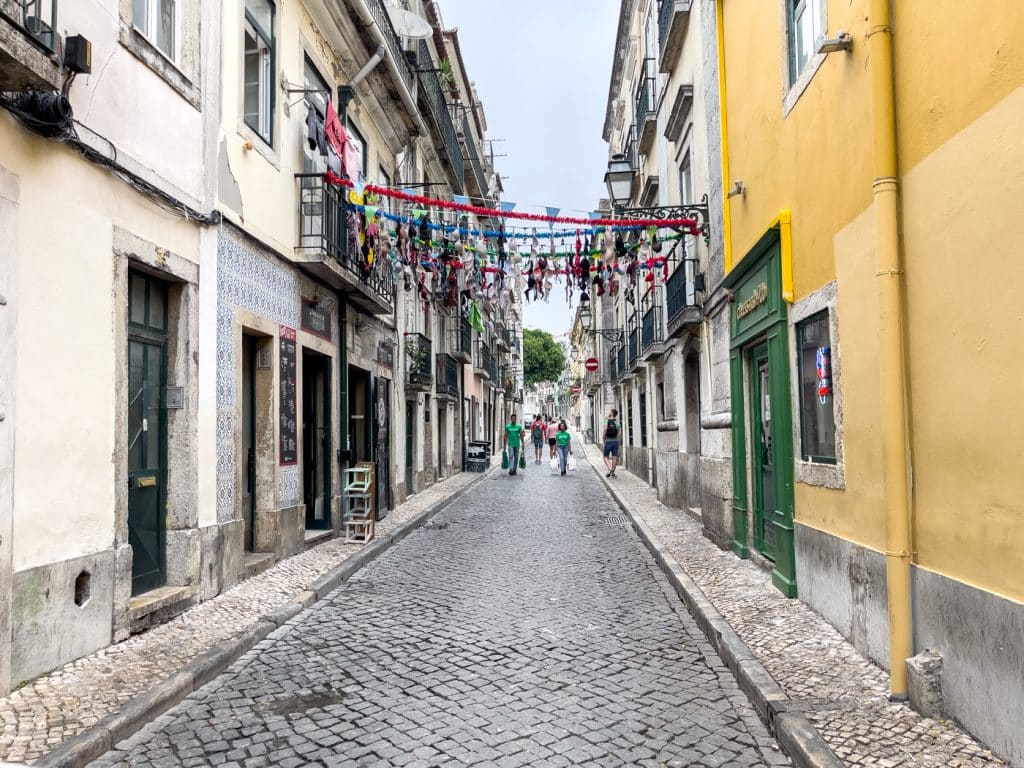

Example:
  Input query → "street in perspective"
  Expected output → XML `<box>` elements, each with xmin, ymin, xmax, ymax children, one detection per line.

<box><xmin>1</xmin><ymin>0</ymin><xmax>1022</xmax><ymax>766</ymax></box>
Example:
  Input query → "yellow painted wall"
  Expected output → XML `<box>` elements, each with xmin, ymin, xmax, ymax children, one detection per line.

<box><xmin>722</xmin><ymin>0</ymin><xmax>872</xmax><ymax>299</ymax></box>
<box><xmin>900</xmin><ymin>85</ymin><xmax>1024</xmax><ymax>603</ymax></box>
<box><xmin>1</xmin><ymin>119</ymin><xmax>200</xmax><ymax>571</ymax></box>
<box><xmin>723</xmin><ymin>0</ymin><xmax>1024</xmax><ymax>603</ymax></box>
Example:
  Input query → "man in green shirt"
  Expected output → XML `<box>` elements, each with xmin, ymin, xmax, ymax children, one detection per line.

<box><xmin>503</xmin><ymin>413</ymin><xmax>526</xmax><ymax>476</ymax></box>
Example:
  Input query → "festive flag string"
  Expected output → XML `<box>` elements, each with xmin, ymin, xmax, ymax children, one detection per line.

<box><xmin>326</xmin><ymin>172</ymin><xmax>699</xmax><ymax>232</ymax></box>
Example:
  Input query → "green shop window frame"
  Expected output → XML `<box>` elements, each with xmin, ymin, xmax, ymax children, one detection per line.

<box><xmin>796</xmin><ymin>310</ymin><xmax>837</xmax><ymax>464</ymax></box>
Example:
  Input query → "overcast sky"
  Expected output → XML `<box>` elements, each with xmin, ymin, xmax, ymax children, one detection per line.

<box><xmin>440</xmin><ymin>0</ymin><xmax>619</xmax><ymax>340</ymax></box>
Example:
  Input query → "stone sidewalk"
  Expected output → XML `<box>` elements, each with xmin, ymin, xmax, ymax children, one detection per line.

<box><xmin>575</xmin><ymin>444</ymin><xmax>1009</xmax><ymax>768</ymax></box>
<box><xmin>0</xmin><ymin>467</ymin><xmax>490</xmax><ymax>766</ymax></box>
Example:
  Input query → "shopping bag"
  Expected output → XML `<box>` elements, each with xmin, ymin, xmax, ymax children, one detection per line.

<box><xmin>501</xmin><ymin>449</ymin><xmax>509</xmax><ymax>470</ymax></box>
<box><xmin>567</xmin><ymin>454</ymin><xmax>577</xmax><ymax>471</ymax></box>
<box><xmin>519</xmin><ymin>452</ymin><xmax>527</xmax><ymax>469</ymax></box>
<box><xmin>549</xmin><ymin>456</ymin><xmax>560</xmax><ymax>473</ymax></box>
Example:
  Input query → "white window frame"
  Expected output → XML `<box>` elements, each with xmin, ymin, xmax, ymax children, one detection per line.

<box><xmin>243</xmin><ymin>3</ymin><xmax>274</xmax><ymax>145</ymax></box>
<box><xmin>132</xmin><ymin>0</ymin><xmax>178</xmax><ymax>62</ymax></box>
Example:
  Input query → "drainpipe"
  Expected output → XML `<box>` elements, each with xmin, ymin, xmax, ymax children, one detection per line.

<box><xmin>868</xmin><ymin>0</ymin><xmax>913</xmax><ymax>700</ymax></box>
<box><xmin>715</xmin><ymin>0</ymin><xmax>734</xmax><ymax>273</ymax></box>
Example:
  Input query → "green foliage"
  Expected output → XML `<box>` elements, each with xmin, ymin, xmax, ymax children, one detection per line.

<box><xmin>523</xmin><ymin>328</ymin><xmax>565</xmax><ymax>387</ymax></box>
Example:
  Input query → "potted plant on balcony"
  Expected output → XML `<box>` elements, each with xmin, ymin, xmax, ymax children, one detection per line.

<box><xmin>438</xmin><ymin>57</ymin><xmax>456</xmax><ymax>93</ymax></box>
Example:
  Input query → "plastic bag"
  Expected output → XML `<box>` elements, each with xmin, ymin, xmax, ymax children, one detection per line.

<box><xmin>549</xmin><ymin>456</ymin><xmax>560</xmax><ymax>473</ymax></box>
<box><xmin>567</xmin><ymin>453</ymin><xmax>577</xmax><ymax>472</ymax></box>
<box><xmin>501</xmin><ymin>449</ymin><xmax>509</xmax><ymax>470</ymax></box>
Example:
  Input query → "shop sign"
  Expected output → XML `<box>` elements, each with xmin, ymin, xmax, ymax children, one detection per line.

<box><xmin>301</xmin><ymin>297</ymin><xmax>332</xmax><ymax>340</ymax></box>
<box><xmin>377</xmin><ymin>342</ymin><xmax>394</xmax><ymax>368</ymax></box>
<box><xmin>279</xmin><ymin>326</ymin><xmax>298</xmax><ymax>465</ymax></box>
<box><xmin>736</xmin><ymin>282</ymin><xmax>768</xmax><ymax>319</ymax></box>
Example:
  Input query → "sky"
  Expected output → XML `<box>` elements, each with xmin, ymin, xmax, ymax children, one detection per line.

<box><xmin>439</xmin><ymin>0</ymin><xmax>620</xmax><ymax>340</ymax></box>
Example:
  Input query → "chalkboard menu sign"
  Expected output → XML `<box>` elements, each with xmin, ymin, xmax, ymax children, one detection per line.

<box><xmin>279</xmin><ymin>326</ymin><xmax>298</xmax><ymax>465</ymax></box>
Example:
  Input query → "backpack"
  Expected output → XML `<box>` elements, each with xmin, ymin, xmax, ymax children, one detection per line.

<box><xmin>605</xmin><ymin>419</ymin><xmax>619</xmax><ymax>439</ymax></box>
<box><xmin>532</xmin><ymin>423</ymin><xmax>544</xmax><ymax>440</ymax></box>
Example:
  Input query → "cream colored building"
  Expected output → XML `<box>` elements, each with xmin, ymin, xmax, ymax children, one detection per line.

<box><xmin>589</xmin><ymin>0</ymin><xmax>730</xmax><ymax>537</ymax></box>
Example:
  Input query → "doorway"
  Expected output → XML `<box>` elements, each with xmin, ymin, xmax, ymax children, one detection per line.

<box><xmin>405</xmin><ymin>403</ymin><xmax>415</xmax><ymax>495</ymax></box>
<box><xmin>348</xmin><ymin>367</ymin><xmax>371</xmax><ymax>463</ymax></box>
<box><xmin>372</xmin><ymin>376</ymin><xmax>392</xmax><ymax>518</ymax></box>
<box><xmin>241</xmin><ymin>335</ymin><xmax>256</xmax><ymax>550</ymax></box>
<box><xmin>302</xmin><ymin>350</ymin><xmax>331</xmax><ymax>530</ymax></box>
<box><xmin>749</xmin><ymin>343</ymin><xmax>777</xmax><ymax>561</ymax></box>
<box><xmin>127</xmin><ymin>271</ymin><xmax>168</xmax><ymax>595</ymax></box>
<box><xmin>437</xmin><ymin>402</ymin><xmax>447</xmax><ymax>478</ymax></box>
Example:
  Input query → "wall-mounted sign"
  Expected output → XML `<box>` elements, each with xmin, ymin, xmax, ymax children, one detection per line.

<box><xmin>279</xmin><ymin>326</ymin><xmax>298</xmax><ymax>465</ymax></box>
<box><xmin>377</xmin><ymin>341</ymin><xmax>394</xmax><ymax>368</ymax></box>
<box><xmin>300</xmin><ymin>296</ymin><xmax>332</xmax><ymax>340</ymax></box>
<box><xmin>585</xmin><ymin>357</ymin><xmax>599</xmax><ymax>372</ymax></box>
<box><xmin>736</xmin><ymin>282</ymin><xmax>769</xmax><ymax>319</ymax></box>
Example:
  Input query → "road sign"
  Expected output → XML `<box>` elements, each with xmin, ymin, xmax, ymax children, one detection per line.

<box><xmin>572</xmin><ymin>385</ymin><xmax>582</xmax><ymax>395</ymax></box>
<box><xmin>585</xmin><ymin>357</ymin><xmax>599</xmax><ymax>372</ymax></box>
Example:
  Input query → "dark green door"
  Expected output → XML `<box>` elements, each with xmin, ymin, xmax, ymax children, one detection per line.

<box><xmin>405</xmin><ymin>403</ymin><xmax>415</xmax><ymax>495</ymax></box>
<box><xmin>302</xmin><ymin>351</ymin><xmax>331</xmax><ymax>530</ymax></box>
<box><xmin>127</xmin><ymin>272</ymin><xmax>168</xmax><ymax>595</ymax></box>
<box><xmin>749</xmin><ymin>343</ymin><xmax>776</xmax><ymax>561</ymax></box>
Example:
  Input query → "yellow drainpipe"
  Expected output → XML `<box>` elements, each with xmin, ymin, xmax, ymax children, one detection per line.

<box><xmin>868</xmin><ymin>0</ymin><xmax>912</xmax><ymax>699</ymax></box>
<box><xmin>716</xmin><ymin>0</ymin><xmax>733</xmax><ymax>273</ymax></box>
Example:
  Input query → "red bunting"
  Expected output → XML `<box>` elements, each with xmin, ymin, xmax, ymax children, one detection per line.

<box><xmin>325</xmin><ymin>172</ymin><xmax>699</xmax><ymax>232</ymax></box>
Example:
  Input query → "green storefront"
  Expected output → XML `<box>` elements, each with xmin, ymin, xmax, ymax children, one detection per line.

<box><xmin>724</xmin><ymin>231</ymin><xmax>797</xmax><ymax>597</ymax></box>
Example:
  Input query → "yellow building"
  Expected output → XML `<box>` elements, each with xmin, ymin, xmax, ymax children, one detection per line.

<box><xmin>719</xmin><ymin>0</ymin><xmax>1024</xmax><ymax>762</ymax></box>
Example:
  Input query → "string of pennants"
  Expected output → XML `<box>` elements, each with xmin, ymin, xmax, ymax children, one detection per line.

<box><xmin>322</xmin><ymin>171</ymin><xmax>695</xmax><ymax>317</ymax></box>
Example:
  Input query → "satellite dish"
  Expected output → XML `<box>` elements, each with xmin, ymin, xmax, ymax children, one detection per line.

<box><xmin>384</xmin><ymin>1</ymin><xmax>433</xmax><ymax>39</ymax></box>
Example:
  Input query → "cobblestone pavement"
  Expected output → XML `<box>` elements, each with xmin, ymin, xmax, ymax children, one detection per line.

<box><xmin>93</xmin><ymin>442</ymin><xmax>788</xmax><ymax>768</ymax></box>
<box><xmin>574</xmin><ymin>445</ymin><xmax>1008</xmax><ymax>768</ymax></box>
<box><xmin>0</xmin><ymin>468</ymin><xmax>486</xmax><ymax>766</ymax></box>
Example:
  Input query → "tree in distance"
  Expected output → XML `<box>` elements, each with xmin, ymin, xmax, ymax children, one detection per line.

<box><xmin>523</xmin><ymin>328</ymin><xmax>565</xmax><ymax>387</ymax></box>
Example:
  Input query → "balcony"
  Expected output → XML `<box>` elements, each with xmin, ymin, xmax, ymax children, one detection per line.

<box><xmin>462</xmin><ymin>115</ymin><xmax>488</xmax><ymax>197</ymax></box>
<box><xmin>474</xmin><ymin>340</ymin><xmax>494</xmax><ymax>381</ymax></box>
<box><xmin>641</xmin><ymin>298</ymin><xmax>666</xmax><ymax>360</ymax></box>
<box><xmin>436</xmin><ymin>352</ymin><xmax>460</xmax><ymax>399</ymax></box>
<box><xmin>0</xmin><ymin>0</ymin><xmax>62</xmax><ymax>91</ymax></box>
<box><xmin>366</xmin><ymin>0</ymin><xmax>415</xmax><ymax>93</ymax></box>
<box><xmin>451</xmin><ymin>317</ymin><xmax>473</xmax><ymax>363</ymax></box>
<box><xmin>658</xmin><ymin>0</ymin><xmax>694</xmax><ymax>73</ymax></box>
<box><xmin>635</xmin><ymin>59</ymin><xmax>657</xmax><ymax>154</ymax></box>
<box><xmin>616</xmin><ymin>343</ymin><xmax>627</xmax><ymax>382</ymax></box>
<box><xmin>666</xmin><ymin>256</ymin><xmax>703</xmax><ymax>337</ymax></box>
<box><xmin>405</xmin><ymin>333</ymin><xmax>433</xmax><ymax>391</ymax></box>
<box><xmin>296</xmin><ymin>174</ymin><xmax>395</xmax><ymax>315</ymax></box>
<box><xmin>626</xmin><ymin>312</ymin><xmax>642</xmax><ymax>370</ymax></box>
<box><xmin>417</xmin><ymin>41</ymin><xmax>465</xmax><ymax>192</ymax></box>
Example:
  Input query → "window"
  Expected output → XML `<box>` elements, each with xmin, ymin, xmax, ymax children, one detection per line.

<box><xmin>303</xmin><ymin>57</ymin><xmax>329</xmax><ymax>174</ymax></box>
<box><xmin>639</xmin><ymin>392</ymin><xmax>648</xmax><ymax>448</ymax></box>
<box><xmin>788</xmin><ymin>0</ymin><xmax>821</xmax><ymax>84</ymax></box>
<box><xmin>797</xmin><ymin>311</ymin><xmax>836</xmax><ymax>463</ymax></box>
<box><xmin>379</xmin><ymin>167</ymin><xmax>391</xmax><ymax>213</ymax></box>
<box><xmin>626</xmin><ymin>398</ymin><xmax>634</xmax><ymax>446</ymax></box>
<box><xmin>679</xmin><ymin>150</ymin><xmax>692</xmax><ymax>204</ymax></box>
<box><xmin>133</xmin><ymin>0</ymin><xmax>176</xmax><ymax>60</ymax></box>
<box><xmin>347</xmin><ymin>121</ymin><xmax>367</xmax><ymax>182</ymax></box>
<box><xmin>244</xmin><ymin>0</ymin><xmax>274</xmax><ymax>144</ymax></box>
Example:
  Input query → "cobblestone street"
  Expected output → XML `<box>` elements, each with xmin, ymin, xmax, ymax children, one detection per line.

<box><xmin>92</xmin><ymin>449</ymin><xmax>787</xmax><ymax>768</ymax></box>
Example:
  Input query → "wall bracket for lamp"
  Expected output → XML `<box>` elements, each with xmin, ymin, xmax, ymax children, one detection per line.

<box><xmin>280</xmin><ymin>77</ymin><xmax>331</xmax><ymax>114</ymax></box>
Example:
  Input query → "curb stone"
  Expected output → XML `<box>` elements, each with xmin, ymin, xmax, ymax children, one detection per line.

<box><xmin>33</xmin><ymin>466</ymin><xmax>495</xmax><ymax>768</ymax></box>
<box><xmin>583</xmin><ymin>448</ymin><xmax>845</xmax><ymax>768</ymax></box>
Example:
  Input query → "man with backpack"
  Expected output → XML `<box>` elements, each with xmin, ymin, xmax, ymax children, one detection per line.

<box><xmin>602</xmin><ymin>409</ymin><xmax>621</xmax><ymax>478</ymax></box>
<box><xmin>531</xmin><ymin>416</ymin><xmax>547</xmax><ymax>464</ymax></box>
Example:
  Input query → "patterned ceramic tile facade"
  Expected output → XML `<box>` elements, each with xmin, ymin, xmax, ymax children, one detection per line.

<box><xmin>216</xmin><ymin>227</ymin><xmax>315</xmax><ymax>521</ymax></box>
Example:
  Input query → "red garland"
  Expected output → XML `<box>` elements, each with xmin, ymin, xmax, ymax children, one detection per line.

<box><xmin>326</xmin><ymin>172</ymin><xmax>698</xmax><ymax>232</ymax></box>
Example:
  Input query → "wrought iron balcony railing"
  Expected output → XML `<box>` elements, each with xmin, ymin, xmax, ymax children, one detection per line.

<box><xmin>641</xmin><ymin>299</ymin><xmax>664</xmax><ymax>352</ymax></box>
<box><xmin>627</xmin><ymin>313</ymin><xmax>640</xmax><ymax>368</ymax></box>
<box><xmin>462</xmin><ymin>114</ymin><xmax>488</xmax><ymax>195</ymax></box>
<box><xmin>475</xmin><ymin>340</ymin><xmax>495</xmax><ymax>380</ymax></box>
<box><xmin>666</xmin><ymin>256</ymin><xmax>701</xmax><ymax>326</ymax></box>
<box><xmin>452</xmin><ymin>317</ymin><xmax>473</xmax><ymax>362</ymax></box>
<box><xmin>635</xmin><ymin>58</ymin><xmax>656</xmax><ymax>130</ymax></box>
<box><xmin>417</xmin><ymin>41</ymin><xmax>465</xmax><ymax>191</ymax></box>
<box><xmin>296</xmin><ymin>174</ymin><xmax>395</xmax><ymax>313</ymax></box>
<box><xmin>368</xmin><ymin>0</ymin><xmax>414</xmax><ymax>93</ymax></box>
<box><xmin>405</xmin><ymin>333</ymin><xmax>433</xmax><ymax>390</ymax></box>
<box><xmin>8</xmin><ymin>0</ymin><xmax>57</xmax><ymax>51</ymax></box>
<box><xmin>616</xmin><ymin>343</ymin><xmax>627</xmax><ymax>381</ymax></box>
<box><xmin>436</xmin><ymin>352</ymin><xmax>459</xmax><ymax>398</ymax></box>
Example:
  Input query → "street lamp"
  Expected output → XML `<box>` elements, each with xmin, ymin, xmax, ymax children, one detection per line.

<box><xmin>604</xmin><ymin>153</ymin><xmax>635</xmax><ymax>210</ymax></box>
<box><xmin>579</xmin><ymin>293</ymin><xmax>624</xmax><ymax>342</ymax></box>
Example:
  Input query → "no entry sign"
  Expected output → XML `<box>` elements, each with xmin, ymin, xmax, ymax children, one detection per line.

<box><xmin>585</xmin><ymin>357</ymin><xmax>599</xmax><ymax>372</ymax></box>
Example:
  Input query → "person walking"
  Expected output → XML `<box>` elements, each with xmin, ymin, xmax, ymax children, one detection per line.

<box><xmin>530</xmin><ymin>416</ymin><xmax>546</xmax><ymax>464</ymax></box>
<box><xmin>503</xmin><ymin>413</ymin><xmax>526</xmax><ymax>476</ymax></box>
<box><xmin>547</xmin><ymin>414</ymin><xmax>558</xmax><ymax>460</ymax></box>
<box><xmin>602</xmin><ymin>409</ymin><xmax>621</xmax><ymax>478</ymax></box>
<box><xmin>555</xmin><ymin>420</ymin><xmax>573</xmax><ymax>476</ymax></box>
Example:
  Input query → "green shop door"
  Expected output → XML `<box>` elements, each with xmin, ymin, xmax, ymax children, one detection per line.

<box><xmin>127</xmin><ymin>272</ymin><xmax>168</xmax><ymax>595</ymax></box>
<box><xmin>749</xmin><ymin>343</ymin><xmax>777</xmax><ymax>560</ymax></box>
